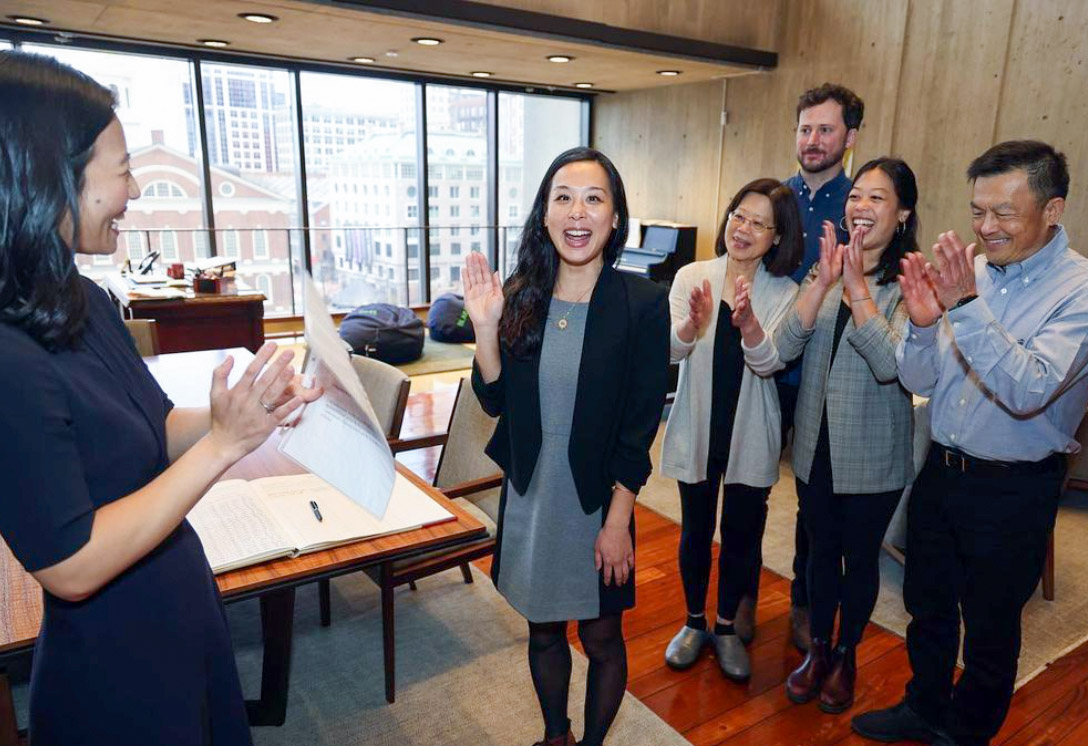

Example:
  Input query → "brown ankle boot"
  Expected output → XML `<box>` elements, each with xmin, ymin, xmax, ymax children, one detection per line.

<box><xmin>786</xmin><ymin>638</ymin><xmax>832</xmax><ymax>704</ymax></box>
<box><xmin>531</xmin><ymin>729</ymin><xmax>575</xmax><ymax>746</ymax></box>
<box><xmin>819</xmin><ymin>645</ymin><xmax>857</xmax><ymax>713</ymax></box>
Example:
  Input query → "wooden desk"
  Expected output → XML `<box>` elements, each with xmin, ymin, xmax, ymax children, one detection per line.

<box><xmin>0</xmin><ymin>352</ymin><xmax>486</xmax><ymax>740</ymax></box>
<box><xmin>105</xmin><ymin>273</ymin><xmax>266</xmax><ymax>354</ymax></box>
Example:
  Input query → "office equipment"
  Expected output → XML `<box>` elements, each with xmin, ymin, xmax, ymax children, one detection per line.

<box><xmin>616</xmin><ymin>221</ymin><xmax>696</xmax><ymax>287</ymax></box>
<box><xmin>187</xmin><ymin>472</ymin><xmax>453</xmax><ymax>573</ymax></box>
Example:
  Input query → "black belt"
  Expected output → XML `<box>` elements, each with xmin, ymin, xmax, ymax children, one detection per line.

<box><xmin>929</xmin><ymin>442</ymin><xmax>1062</xmax><ymax>477</ymax></box>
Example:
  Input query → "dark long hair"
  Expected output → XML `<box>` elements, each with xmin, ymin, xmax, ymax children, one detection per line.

<box><xmin>0</xmin><ymin>52</ymin><xmax>116</xmax><ymax>350</ymax></box>
<box><xmin>852</xmin><ymin>157</ymin><xmax>920</xmax><ymax>285</ymax></box>
<box><xmin>499</xmin><ymin>147</ymin><xmax>629</xmax><ymax>358</ymax></box>
<box><xmin>716</xmin><ymin>178</ymin><xmax>803</xmax><ymax>277</ymax></box>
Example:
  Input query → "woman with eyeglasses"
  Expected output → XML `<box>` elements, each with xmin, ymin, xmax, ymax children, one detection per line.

<box><xmin>660</xmin><ymin>178</ymin><xmax>802</xmax><ymax>680</ymax></box>
<box><xmin>753</xmin><ymin>158</ymin><xmax>919</xmax><ymax>713</ymax></box>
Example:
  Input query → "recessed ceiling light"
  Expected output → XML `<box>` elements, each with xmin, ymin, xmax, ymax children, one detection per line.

<box><xmin>412</xmin><ymin>37</ymin><xmax>443</xmax><ymax>46</ymax></box>
<box><xmin>7</xmin><ymin>15</ymin><xmax>48</xmax><ymax>26</ymax></box>
<box><xmin>349</xmin><ymin>56</ymin><xmax>377</xmax><ymax>64</ymax></box>
<box><xmin>574</xmin><ymin>82</ymin><xmax>594</xmax><ymax>89</ymax></box>
<box><xmin>547</xmin><ymin>55</ymin><xmax>574</xmax><ymax>63</ymax></box>
<box><xmin>238</xmin><ymin>13</ymin><xmax>278</xmax><ymax>24</ymax></box>
<box><xmin>657</xmin><ymin>70</ymin><xmax>682</xmax><ymax>76</ymax></box>
<box><xmin>198</xmin><ymin>39</ymin><xmax>230</xmax><ymax>48</ymax></box>
<box><xmin>470</xmin><ymin>71</ymin><xmax>493</xmax><ymax>78</ymax></box>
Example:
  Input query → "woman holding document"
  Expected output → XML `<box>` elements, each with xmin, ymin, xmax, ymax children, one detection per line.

<box><xmin>0</xmin><ymin>52</ymin><xmax>319</xmax><ymax>745</ymax></box>
<box><xmin>465</xmin><ymin>147</ymin><xmax>669</xmax><ymax>746</ymax></box>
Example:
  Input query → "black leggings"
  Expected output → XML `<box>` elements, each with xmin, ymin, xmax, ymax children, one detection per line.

<box><xmin>527</xmin><ymin>613</ymin><xmax>626</xmax><ymax>746</ymax></box>
<box><xmin>678</xmin><ymin>460</ymin><xmax>770</xmax><ymax>621</ymax></box>
<box><xmin>797</xmin><ymin>463</ymin><xmax>900</xmax><ymax>648</ymax></box>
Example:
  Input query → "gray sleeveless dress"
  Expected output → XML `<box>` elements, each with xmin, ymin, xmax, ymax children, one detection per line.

<box><xmin>496</xmin><ymin>298</ymin><xmax>604</xmax><ymax>623</ymax></box>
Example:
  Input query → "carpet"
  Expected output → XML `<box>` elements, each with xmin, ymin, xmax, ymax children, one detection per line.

<box><xmin>637</xmin><ymin>424</ymin><xmax>1088</xmax><ymax>687</ymax></box>
<box><xmin>397</xmin><ymin>333</ymin><xmax>475</xmax><ymax>377</ymax></box>
<box><xmin>233</xmin><ymin>567</ymin><xmax>691</xmax><ymax>745</ymax></box>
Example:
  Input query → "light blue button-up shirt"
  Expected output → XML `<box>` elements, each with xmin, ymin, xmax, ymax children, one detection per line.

<box><xmin>896</xmin><ymin>225</ymin><xmax>1088</xmax><ymax>461</ymax></box>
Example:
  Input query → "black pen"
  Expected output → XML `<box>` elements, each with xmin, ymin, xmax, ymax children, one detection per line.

<box><xmin>309</xmin><ymin>500</ymin><xmax>323</xmax><ymax>522</ymax></box>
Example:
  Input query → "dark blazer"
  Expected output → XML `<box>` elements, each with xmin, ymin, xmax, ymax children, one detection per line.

<box><xmin>472</xmin><ymin>264</ymin><xmax>670</xmax><ymax>516</ymax></box>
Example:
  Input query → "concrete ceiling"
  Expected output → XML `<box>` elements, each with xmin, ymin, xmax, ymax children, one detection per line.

<box><xmin>0</xmin><ymin>0</ymin><xmax>775</xmax><ymax>92</ymax></box>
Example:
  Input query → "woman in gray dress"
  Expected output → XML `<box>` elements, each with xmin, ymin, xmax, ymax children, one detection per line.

<box><xmin>464</xmin><ymin>147</ymin><xmax>669</xmax><ymax>746</ymax></box>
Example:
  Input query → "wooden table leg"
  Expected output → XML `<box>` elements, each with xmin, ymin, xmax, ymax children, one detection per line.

<box><xmin>0</xmin><ymin>671</ymin><xmax>19</xmax><ymax>746</ymax></box>
<box><xmin>245</xmin><ymin>587</ymin><xmax>296</xmax><ymax>726</ymax></box>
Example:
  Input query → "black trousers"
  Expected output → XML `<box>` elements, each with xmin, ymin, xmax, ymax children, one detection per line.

<box><xmin>796</xmin><ymin>459</ymin><xmax>900</xmax><ymax>648</ymax></box>
<box><xmin>776</xmin><ymin>378</ymin><xmax>809</xmax><ymax>606</ymax></box>
<box><xmin>904</xmin><ymin>445</ymin><xmax>1064</xmax><ymax>746</ymax></box>
<box><xmin>677</xmin><ymin>456</ymin><xmax>770</xmax><ymax>621</ymax></box>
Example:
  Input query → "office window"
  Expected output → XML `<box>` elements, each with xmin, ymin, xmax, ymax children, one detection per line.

<box><xmin>428</xmin><ymin>185</ymin><xmax>438</xmax><ymax>198</ymax></box>
<box><xmin>193</xmin><ymin>231</ymin><xmax>210</xmax><ymax>259</ymax></box>
<box><xmin>407</xmin><ymin>205</ymin><xmax>418</xmax><ymax>218</ymax></box>
<box><xmin>449</xmin><ymin>185</ymin><xmax>460</xmax><ymax>198</ymax></box>
<box><xmin>499</xmin><ymin>92</ymin><xmax>584</xmax><ymax>275</ymax></box>
<box><xmin>408</xmin><ymin>268</ymin><xmax>419</xmax><ymax>281</ymax></box>
<box><xmin>428</xmin><ymin>205</ymin><xmax>438</xmax><ymax>219</ymax></box>
<box><xmin>450</xmin><ymin>205</ymin><xmax>460</xmax><ymax>218</ymax></box>
<box><xmin>25</xmin><ymin>44</ymin><xmax>207</xmax><ymax>285</ymax></box>
<box><xmin>451</xmin><ymin>242</ymin><xmax>462</xmax><ymax>255</ymax></box>
<box><xmin>450</xmin><ymin>265</ymin><xmax>461</xmax><ymax>283</ymax></box>
<box><xmin>470</xmin><ymin>186</ymin><xmax>481</xmax><ymax>199</ymax></box>
<box><xmin>204</xmin><ymin>62</ymin><xmax>297</xmax><ymax>314</ymax></box>
<box><xmin>256</xmin><ymin>273</ymin><xmax>273</xmax><ymax>304</ymax></box>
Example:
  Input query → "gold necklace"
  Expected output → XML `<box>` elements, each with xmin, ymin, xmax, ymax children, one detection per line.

<box><xmin>555</xmin><ymin>285</ymin><xmax>592</xmax><ymax>330</ymax></box>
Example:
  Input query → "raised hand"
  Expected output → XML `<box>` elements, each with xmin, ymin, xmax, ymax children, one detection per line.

<box><xmin>816</xmin><ymin>220</ymin><xmax>845</xmax><ymax>289</ymax></box>
<box><xmin>927</xmin><ymin>230</ymin><xmax>978</xmax><ymax>309</ymax></box>
<box><xmin>462</xmin><ymin>251</ymin><xmax>504</xmax><ymax>331</ymax></box>
<box><xmin>207</xmin><ymin>342</ymin><xmax>305</xmax><ymax>463</ymax></box>
<box><xmin>842</xmin><ymin>225</ymin><xmax>869</xmax><ymax>301</ymax></box>
<box><xmin>898</xmin><ymin>252</ymin><xmax>943</xmax><ymax>328</ymax></box>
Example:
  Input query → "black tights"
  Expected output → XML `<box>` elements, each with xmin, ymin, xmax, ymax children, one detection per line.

<box><xmin>527</xmin><ymin>612</ymin><xmax>627</xmax><ymax>746</ymax></box>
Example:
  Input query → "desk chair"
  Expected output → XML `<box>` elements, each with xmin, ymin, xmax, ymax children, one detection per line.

<box><xmin>1045</xmin><ymin>408</ymin><xmax>1088</xmax><ymax>600</ymax></box>
<box><xmin>316</xmin><ymin>354</ymin><xmax>411</xmax><ymax>625</ymax></box>
<box><xmin>320</xmin><ymin>377</ymin><xmax>501</xmax><ymax>703</ymax></box>
<box><xmin>123</xmin><ymin>318</ymin><xmax>160</xmax><ymax>357</ymax></box>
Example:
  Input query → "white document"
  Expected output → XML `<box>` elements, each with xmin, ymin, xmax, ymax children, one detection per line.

<box><xmin>188</xmin><ymin>472</ymin><xmax>455</xmax><ymax>574</ymax></box>
<box><xmin>277</xmin><ymin>273</ymin><xmax>396</xmax><ymax>517</ymax></box>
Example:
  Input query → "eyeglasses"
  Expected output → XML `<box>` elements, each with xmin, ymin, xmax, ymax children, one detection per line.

<box><xmin>728</xmin><ymin>211</ymin><xmax>775</xmax><ymax>235</ymax></box>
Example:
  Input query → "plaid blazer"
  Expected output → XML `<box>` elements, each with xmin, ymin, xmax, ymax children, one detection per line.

<box><xmin>774</xmin><ymin>273</ymin><xmax>914</xmax><ymax>493</ymax></box>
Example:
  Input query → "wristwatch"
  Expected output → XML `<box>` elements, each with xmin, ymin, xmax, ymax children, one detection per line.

<box><xmin>950</xmin><ymin>294</ymin><xmax>978</xmax><ymax>311</ymax></box>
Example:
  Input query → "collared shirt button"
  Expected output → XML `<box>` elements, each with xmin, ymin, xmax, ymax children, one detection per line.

<box><xmin>950</xmin><ymin>433</ymin><xmax>957</xmax><ymax>442</ymax></box>
<box><xmin>803</xmin><ymin>232</ymin><xmax>808</xmax><ymax>238</ymax></box>
<box><xmin>967</xmin><ymin>356</ymin><xmax>973</xmax><ymax>364</ymax></box>
<box><xmin>959</xmin><ymin>398</ymin><xmax>966</xmax><ymax>406</ymax></box>
<box><xmin>1024</xmin><ymin>277</ymin><xmax>1031</xmax><ymax>284</ymax></box>
<box><xmin>911</xmin><ymin>333</ymin><xmax>918</xmax><ymax>340</ymax></box>
<box><xmin>809</xmin><ymin>207</ymin><xmax>814</xmax><ymax>212</ymax></box>
<box><xmin>1000</xmin><ymin>287</ymin><xmax>1008</xmax><ymax>294</ymax></box>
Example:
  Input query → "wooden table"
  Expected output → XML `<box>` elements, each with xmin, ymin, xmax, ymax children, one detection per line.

<box><xmin>105</xmin><ymin>273</ymin><xmax>266</xmax><ymax>354</ymax></box>
<box><xmin>0</xmin><ymin>351</ymin><xmax>485</xmax><ymax>740</ymax></box>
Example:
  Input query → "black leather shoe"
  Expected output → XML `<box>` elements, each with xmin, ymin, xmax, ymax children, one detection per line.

<box><xmin>851</xmin><ymin>699</ymin><xmax>952</xmax><ymax>743</ymax></box>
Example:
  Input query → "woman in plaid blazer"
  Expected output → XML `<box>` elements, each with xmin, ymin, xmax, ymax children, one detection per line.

<box><xmin>758</xmin><ymin>158</ymin><xmax>920</xmax><ymax>714</ymax></box>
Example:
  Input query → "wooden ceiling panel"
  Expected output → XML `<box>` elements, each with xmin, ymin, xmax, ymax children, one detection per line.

<box><xmin>0</xmin><ymin>0</ymin><xmax>774</xmax><ymax>91</ymax></box>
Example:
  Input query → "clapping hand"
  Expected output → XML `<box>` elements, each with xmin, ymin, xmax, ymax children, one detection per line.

<box><xmin>462</xmin><ymin>251</ymin><xmax>504</xmax><ymax>332</ymax></box>
<box><xmin>731</xmin><ymin>275</ymin><xmax>759</xmax><ymax>336</ymax></box>
<box><xmin>898</xmin><ymin>252</ymin><xmax>944</xmax><ymax>328</ymax></box>
<box><xmin>207</xmin><ymin>343</ymin><xmax>308</xmax><ymax>463</ymax></box>
<box><xmin>688</xmin><ymin>278</ymin><xmax>713</xmax><ymax>333</ymax></box>
<box><xmin>928</xmin><ymin>230</ymin><xmax>978</xmax><ymax>309</ymax></box>
<box><xmin>841</xmin><ymin>225</ymin><xmax>870</xmax><ymax>301</ymax></box>
<box><xmin>816</xmin><ymin>220</ymin><xmax>845</xmax><ymax>289</ymax></box>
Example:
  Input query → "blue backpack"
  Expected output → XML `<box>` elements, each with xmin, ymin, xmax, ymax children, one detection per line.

<box><xmin>339</xmin><ymin>303</ymin><xmax>425</xmax><ymax>364</ymax></box>
<box><xmin>427</xmin><ymin>293</ymin><xmax>475</xmax><ymax>343</ymax></box>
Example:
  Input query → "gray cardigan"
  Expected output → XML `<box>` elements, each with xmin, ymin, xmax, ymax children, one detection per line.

<box><xmin>773</xmin><ymin>273</ymin><xmax>914</xmax><ymax>493</ymax></box>
<box><xmin>661</xmin><ymin>255</ymin><xmax>798</xmax><ymax>487</ymax></box>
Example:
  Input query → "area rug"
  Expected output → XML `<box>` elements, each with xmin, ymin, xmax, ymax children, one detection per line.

<box><xmin>231</xmin><ymin>566</ymin><xmax>690</xmax><ymax>745</ymax></box>
<box><xmin>637</xmin><ymin>425</ymin><xmax>1088</xmax><ymax>687</ymax></box>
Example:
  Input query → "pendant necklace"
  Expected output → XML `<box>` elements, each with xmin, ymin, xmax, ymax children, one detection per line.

<box><xmin>556</xmin><ymin>284</ymin><xmax>592</xmax><ymax>330</ymax></box>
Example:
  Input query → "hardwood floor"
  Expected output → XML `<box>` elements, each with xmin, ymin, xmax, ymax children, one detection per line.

<box><xmin>398</xmin><ymin>372</ymin><xmax>1088</xmax><ymax>745</ymax></box>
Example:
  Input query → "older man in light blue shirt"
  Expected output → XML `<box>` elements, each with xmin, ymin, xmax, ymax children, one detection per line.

<box><xmin>853</xmin><ymin>141</ymin><xmax>1088</xmax><ymax>746</ymax></box>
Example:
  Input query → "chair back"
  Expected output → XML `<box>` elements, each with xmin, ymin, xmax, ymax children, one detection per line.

<box><xmin>1066</xmin><ymin>407</ymin><xmax>1088</xmax><ymax>487</ymax></box>
<box><xmin>123</xmin><ymin>319</ymin><xmax>160</xmax><ymax>357</ymax></box>
<box><xmin>434</xmin><ymin>377</ymin><xmax>500</xmax><ymax>503</ymax></box>
<box><xmin>349</xmin><ymin>354</ymin><xmax>411</xmax><ymax>439</ymax></box>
